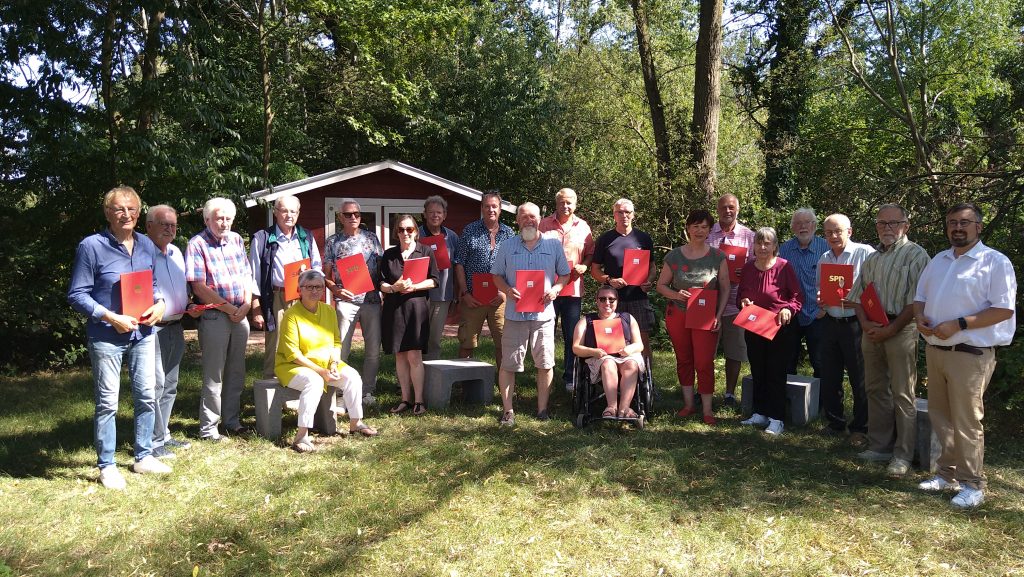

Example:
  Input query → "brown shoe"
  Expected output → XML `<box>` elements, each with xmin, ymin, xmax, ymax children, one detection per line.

<box><xmin>848</xmin><ymin>432</ymin><xmax>868</xmax><ymax>449</ymax></box>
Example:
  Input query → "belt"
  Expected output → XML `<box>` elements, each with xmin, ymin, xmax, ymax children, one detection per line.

<box><xmin>156</xmin><ymin>319</ymin><xmax>181</xmax><ymax>327</ymax></box>
<box><xmin>929</xmin><ymin>343</ymin><xmax>992</xmax><ymax>356</ymax></box>
<box><xmin>272</xmin><ymin>286</ymin><xmax>285</xmax><ymax>293</ymax></box>
<box><xmin>826</xmin><ymin>315</ymin><xmax>858</xmax><ymax>323</ymax></box>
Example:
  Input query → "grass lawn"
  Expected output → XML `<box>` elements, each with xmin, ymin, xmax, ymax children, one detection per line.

<box><xmin>1</xmin><ymin>337</ymin><xmax>1022</xmax><ymax>576</ymax></box>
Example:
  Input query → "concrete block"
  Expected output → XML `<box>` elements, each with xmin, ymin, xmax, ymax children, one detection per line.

<box><xmin>786</xmin><ymin>374</ymin><xmax>820</xmax><ymax>426</ymax></box>
<box><xmin>253</xmin><ymin>377</ymin><xmax>338</xmax><ymax>440</ymax></box>
<box><xmin>422</xmin><ymin>359</ymin><xmax>495</xmax><ymax>409</ymax></box>
<box><xmin>740</xmin><ymin>375</ymin><xmax>753</xmax><ymax>417</ymax></box>
<box><xmin>914</xmin><ymin>397</ymin><xmax>942</xmax><ymax>472</ymax></box>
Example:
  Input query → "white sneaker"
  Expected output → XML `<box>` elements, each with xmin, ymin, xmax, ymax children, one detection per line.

<box><xmin>131</xmin><ymin>455</ymin><xmax>172</xmax><ymax>475</ymax></box>
<box><xmin>764</xmin><ymin>419</ymin><xmax>784</xmax><ymax>436</ymax></box>
<box><xmin>98</xmin><ymin>466</ymin><xmax>126</xmax><ymax>490</ymax></box>
<box><xmin>918</xmin><ymin>476</ymin><xmax>960</xmax><ymax>493</ymax></box>
<box><xmin>362</xmin><ymin>393</ymin><xmax>377</xmax><ymax>408</ymax></box>
<box><xmin>740</xmin><ymin>413</ymin><xmax>770</xmax><ymax>427</ymax></box>
<box><xmin>951</xmin><ymin>487</ymin><xmax>984</xmax><ymax>509</ymax></box>
<box><xmin>886</xmin><ymin>458</ymin><xmax>911</xmax><ymax>477</ymax></box>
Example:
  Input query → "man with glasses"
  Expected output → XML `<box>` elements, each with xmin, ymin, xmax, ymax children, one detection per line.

<box><xmin>419</xmin><ymin>195</ymin><xmax>459</xmax><ymax>360</ymax></box>
<box><xmin>913</xmin><ymin>202</ymin><xmax>1016</xmax><ymax>509</ymax></box>
<box><xmin>323</xmin><ymin>199</ymin><xmax>383</xmax><ymax>407</ymax></box>
<box><xmin>249</xmin><ymin>195</ymin><xmax>322</xmax><ymax>378</ymax></box>
<box><xmin>847</xmin><ymin>204</ymin><xmax>929</xmax><ymax>476</ymax></box>
<box><xmin>778</xmin><ymin>208</ymin><xmax>829</xmax><ymax>378</ymax></box>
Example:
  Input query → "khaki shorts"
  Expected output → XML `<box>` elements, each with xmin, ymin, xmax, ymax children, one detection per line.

<box><xmin>501</xmin><ymin>318</ymin><xmax>555</xmax><ymax>372</ymax></box>
<box><xmin>718</xmin><ymin>313</ymin><xmax>748</xmax><ymax>362</ymax></box>
<box><xmin>457</xmin><ymin>300</ymin><xmax>505</xmax><ymax>350</ymax></box>
<box><xmin>616</xmin><ymin>298</ymin><xmax>656</xmax><ymax>332</ymax></box>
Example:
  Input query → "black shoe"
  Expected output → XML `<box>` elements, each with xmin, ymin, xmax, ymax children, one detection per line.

<box><xmin>536</xmin><ymin>410</ymin><xmax>550</xmax><ymax>421</ymax></box>
<box><xmin>199</xmin><ymin>435</ymin><xmax>226</xmax><ymax>443</ymax></box>
<box><xmin>226</xmin><ymin>426</ymin><xmax>251</xmax><ymax>438</ymax></box>
<box><xmin>723</xmin><ymin>395</ymin><xmax>737</xmax><ymax>408</ymax></box>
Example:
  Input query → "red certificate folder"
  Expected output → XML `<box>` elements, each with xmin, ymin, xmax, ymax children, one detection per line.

<box><xmin>401</xmin><ymin>257</ymin><xmax>430</xmax><ymax>284</ymax></box>
<box><xmin>593</xmin><ymin>317</ymin><xmax>626</xmax><ymax>354</ymax></box>
<box><xmin>335</xmin><ymin>254</ymin><xmax>375</xmax><ymax>296</ymax></box>
<box><xmin>420</xmin><ymin>235</ymin><xmax>450</xmax><ymax>270</ymax></box>
<box><xmin>283</xmin><ymin>258</ymin><xmax>311</xmax><ymax>302</ymax></box>
<box><xmin>120</xmin><ymin>270</ymin><xmax>153</xmax><ymax>321</ymax></box>
<box><xmin>820</xmin><ymin>263</ymin><xmax>854</xmax><ymax>307</ymax></box>
<box><xmin>719</xmin><ymin>244</ymin><xmax>747</xmax><ymax>282</ymax></box>
<box><xmin>861</xmin><ymin>282</ymin><xmax>890</xmax><ymax>327</ymax></box>
<box><xmin>515</xmin><ymin>269</ymin><xmax>546</xmax><ymax>313</ymax></box>
<box><xmin>733</xmin><ymin>304</ymin><xmax>781</xmax><ymax>340</ymax></box>
<box><xmin>472</xmin><ymin>273</ymin><xmax>498</xmax><ymax>303</ymax></box>
<box><xmin>622</xmin><ymin>249</ymin><xmax>650</xmax><ymax>286</ymax></box>
<box><xmin>685</xmin><ymin>288</ymin><xmax>718</xmax><ymax>330</ymax></box>
<box><xmin>559</xmin><ymin>261</ymin><xmax>576</xmax><ymax>297</ymax></box>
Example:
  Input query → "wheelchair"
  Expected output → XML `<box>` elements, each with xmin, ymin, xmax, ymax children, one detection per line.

<box><xmin>571</xmin><ymin>353</ymin><xmax>654</xmax><ymax>429</ymax></box>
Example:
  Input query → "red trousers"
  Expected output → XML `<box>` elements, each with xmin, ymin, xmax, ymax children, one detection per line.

<box><xmin>665</xmin><ymin>303</ymin><xmax>718</xmax><ymax>394</ymax></box>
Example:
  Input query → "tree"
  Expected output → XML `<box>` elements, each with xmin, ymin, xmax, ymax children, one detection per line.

<box><xmin>691</xmin><ymin>0</ymin><xmax>722</xmax><ymax>204</ymax></box>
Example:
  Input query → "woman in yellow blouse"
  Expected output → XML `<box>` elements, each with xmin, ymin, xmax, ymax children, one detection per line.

<box><xmin>276</xmin><ymin>270</ymin><xmax>377</xmax><ymax>452</ymax></box>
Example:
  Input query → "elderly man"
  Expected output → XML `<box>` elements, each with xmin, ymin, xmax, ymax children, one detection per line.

<box><xmin>455</xmin><ymin>191</ymin><xmax>515</xmax><ymax>364</ymax></box>
<box><xmin>69</xmin><ymin>186</ymin><xmax>170</xmax><ymax>489</ymax></box>
<box><xmin>539</xmin><ymin>188</ymin><xmax>594</xmax><ymax>392</ymax></box>
<box><xmin>249</xmin><ymin>195</ymin><xmax>322</xmax><ymax>379</ymax></box>
<box><xmin>590</xmin><ymin>198</ymin><xmax>656</xmax><ymax>359</ymax></box>
<box><xmin>419</xmin><ymin>195</ymin><xmax>460</xmax><ymax>360</ymax></box>
<box><xmin>186</xmin><ymin>197</ymin><xmax>253</xmax><ymax>441</ymax></box>
<box><xmin>492</xmin><ymin>202</ymin><xmax>571</xmax><ymax>426</ymax></box>
<box><xmin>817</xmin><ymin>213</ymin><xmax>875</xmax><ymax>443</ymax></box>
<box><xmin>847</xmin><ymin>204</ymin><xmax>930</xmax><ymax>476</ymax></box>
<box><xmin>705</xmin><ymin>193</ymin><xmax>756</xmax><ymax>406</ymax></box>
<box><xmin>145</xmin><ymin>205</ymin><xmax>198</xmax><ymax>460</ymax></box>
<box><xmin>323</xmin><ymin>198</ymin><xmax>383</xmax><ymax>407</ymax></box>
<box><xmin>778</xmin><ymin>208</ymin><xmax>829</xmax><ymax>378</ymax></box>
<box><xmin>914</xmin><ymin>202</ymin><xmax>1016</xmax><ymax>509</ymax></box>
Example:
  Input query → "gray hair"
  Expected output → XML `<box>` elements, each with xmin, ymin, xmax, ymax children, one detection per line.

<box><xmin>877</xmin><ymin>203</ymin><xmax>908</xmax><ymax>220</ymax></box>
<box><xmin>517</xmin><ymin>202</ymin><xmax>540</xmax><ymax>218</ymax></box>
<box><xmin>203</xmin><ymin>197</ymin><xmax>237</xmax><ymax>220</ymax></box>
<box><xmin>274</xmin><ymin>195</ymin><xmax>300</xmax><ymax>210</ymax></box>
<box><xmin>297</xmin><ymin>269</ymin><xmax>325</xmax><ymax>286</ymax></box>
<box><xmin>791</xmin><ymin>207</ymin><xmax>816</xmax><ymax>225</ymax></box>
<box><xmin>754</xmin><ymin>226</ymin><xmax>780</xmax><ymax>256</ymax></box>
<box><xmin>613</xmin><ymin>198</ymin><xmax>634</xmax><ymax>212</ymax></box>
<box><xmin>424</xmin><ymin>195</ymin><xmax>447</xmax><ymax>211</ymax></box>
<box><xmin>339</xmin><ymin>198</ymin><xmax>360</xmax><ymax>211</ymax></box>
<box><xmin>555</xmin><ymin>188</ymin><xmax>576</xmax><ymax>201</ymax></box>
<box><xmin>824</xmin><ymin>213</ymin><xmax>852</xmax><ymax>230</ymax></box>
<box><xmin>146</xmin><ymin>204</ymin><xmax>177</xmax><ymax>223</ymax></box>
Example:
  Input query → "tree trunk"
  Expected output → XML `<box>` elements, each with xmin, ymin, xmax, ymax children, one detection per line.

<box><xmin>258</xmin><ymin>0</ymin><xmax>273</xmax><ymax>181</ymax></box>
<box><xmin>100</xmin><ymin>0</ymin><xmax>120</xmax><ymax>181</ymax></box>
<box><xmin>138</xmin><ymin>2</ymin><xmax>166</xmax><ymax>135</ymax></box>
<box><xmin>630</xmin><ymin>0</ymin><xmax>672</xmax><ymax>194</ymax></box>
<box><xmin>691</xmin><ymin>0</ymin><xmax>722</xmax><ymax>205</ymax></box>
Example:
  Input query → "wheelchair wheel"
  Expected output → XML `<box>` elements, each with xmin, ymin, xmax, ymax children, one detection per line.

<box><xmin>575</xmin><ymin>413</ymin><xmax>587</xmax><ymax>428</ymax></box>
<box><xmin>636</xmin><ymin>414</ymin><xmax>645</xmax><ymax>430</ymax></box>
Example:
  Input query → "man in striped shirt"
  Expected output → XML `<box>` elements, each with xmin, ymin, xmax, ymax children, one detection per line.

<box><xmin>849</xmin><ymin>204</ymin><xmax>930</xmax><ymax>476</ymax></box>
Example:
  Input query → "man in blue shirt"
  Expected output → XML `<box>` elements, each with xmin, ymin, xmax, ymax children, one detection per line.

<box><xmin>778</xmin><ymin>208</ymin><xmax>829</xmax><ymax>378</ymax></box>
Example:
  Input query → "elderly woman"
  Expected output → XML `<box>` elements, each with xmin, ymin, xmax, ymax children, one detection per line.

<box><xmin>276</xmin><ymin>269</ymin><xmax>377</xmax><ymax>452</ymax></box>
<box><xmin>571</xmin><ymin>285</ymin><xmax>645</xmax><ymax>419</ymax></box>
<box><xmin>736</xmin><ymin>227</ymin><xmax>802</xmax><ymax>436</ymax></box>
<box><xmin>380</xmin><ymin>215</ymin><xmax>439</xmax><ymax>416</ymax></box>
<box><xmin>657</xmin><ymin>209</ymin><xmax>731</xmax><ymax>425</ymax></box>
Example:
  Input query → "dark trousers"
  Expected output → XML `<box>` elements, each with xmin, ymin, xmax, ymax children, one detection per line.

<box><xmin>787</xmin><ymin>318</ymin><xmax>824</xmax><ymax>379</ymax></box>
<box><xmin>553</xmin><ymin>296</ymin><xmax>582</xmax><ymax>384</ymax></box>
<box><xmin>745</xmin><ymin>322</ymin><xmax>796</xmax><ymax>421</ymax></box>
<box><xmin>820</xmin><ymin>315</ymin><xmax>867</xmax><ymax>433</ymax></box>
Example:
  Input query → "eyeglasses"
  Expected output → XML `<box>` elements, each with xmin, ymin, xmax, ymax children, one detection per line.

<box><xmin>153</xmin><ymin>221</ymin><xmax>177</xmax><ymax>229</ymax></box>
<box><xmin>398</xmin><ymin>227</ymin><xmax>417</xmax><ymax>234</ymax></box>
<box><xmin>946</xmin><ymin>219</ymin><xmax>978</xmax><ymax>229</ymax></box>
<box><xmin>108</xmin><ymin>206</ymin><xmax>140</xmax><ymax>216</ymax></box>
<box><xmin>597</xmin><ymin>297</ymin><xmax>617</xmax><ymax>303</ymax></box>
<box><xmin>615</xmin><ymin>210</ymin><xmax>634</xmax><ymax>216</ymax></box>
<box><xmin>301</xmin><ymin>285</ymin><xmax>325</xmax><ymax>292</ymax></box>
<box><xmin>341</xmin><ymin>211</ymin><xmax>361</xmax><ymax>219</ymax></box>
<box><xmin>875</xmin><ymin>220</ymin><xmax>907</xmax><ymax>229</ymax></box>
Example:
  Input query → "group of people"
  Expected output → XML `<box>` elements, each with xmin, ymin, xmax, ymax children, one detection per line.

<box><xmin>69</xmin><ymin>186</ymin><xmax>1016</xmax><ymax>510</ymax></box>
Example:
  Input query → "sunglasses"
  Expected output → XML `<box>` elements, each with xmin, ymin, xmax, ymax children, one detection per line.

<box><xmin>398</xmin><ymin>227</ymin><xmax>417</xmax><ymax>234</ymax></box>
<box><xmin>341</xmin><ymin>211</ymin><xmax>361</xmax><ymax>218</ymax></box>
<box><xmin>598</xmin><ymin>297</ymin><xmax>617</xmax><ymax>303</ymax></box>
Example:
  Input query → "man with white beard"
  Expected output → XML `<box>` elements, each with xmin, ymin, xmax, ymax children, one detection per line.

<box><xmin>491</xmin><ymin>203</ymin><xmax>571</xmax><ymax>426</ymax></box>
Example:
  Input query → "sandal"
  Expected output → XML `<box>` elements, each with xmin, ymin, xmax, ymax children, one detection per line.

<box><xmin>390</xmin><ymin>401</ymin><xmax>412</xmax><ymax>414</ymax></box>
<box><xmin>620</xmin><ymin>408</ymin><xmax>638</xmax><ymax>420</ymax></box>
<box><xmin>412</xmin><ymin>402</ymin><xmax>426</xmax><ymax>416</ymax></box>
<box><xmin>350</xmin><ymin>422</ymin><xmax>379</xmax><ymax>437</ymax></box>
<box><xmin>602</xmin><ymin>408</ymin><xmax>617</xmax><ymax>418</ymax></box>
<box><xmin>291</xmin><ymin>440</ymin><xmax>316</xmax><ymax>453</ymax></box>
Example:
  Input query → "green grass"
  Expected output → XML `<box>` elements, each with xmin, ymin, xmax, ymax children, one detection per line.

<box><xmin>1</xmin><ymin>337</ymin><xmax>1023</xmax><ymax>576</ymax></box>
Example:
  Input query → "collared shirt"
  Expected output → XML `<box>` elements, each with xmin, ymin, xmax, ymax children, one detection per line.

<box><xmin>419</xmin><ymin>225</ymin><xmax>459</xmax><ymax>302</ymax></box>
<box><xmin>491</xmin><ymin>236</ymin><xmax>570</xmax><ymax>321</ymax></box>
<box><xmin>706</xmin><ymin>221</ymin><xmax>756</xmax><ymax>316</ymax></box>
<box><xmin>539</xmin><ymin>214</ymin><xmax>594</xmax><ymax>298</ymax></box>
<box><xmin>592</xmin><ymin>227</ymin><xmax>654</xmax><ymax>302</ymax></box>
<box><xmin>154</xmin><ymin>243</ymin><xmax>189</xmax><ymax>320</ymax></box>
<box><xmin>817</xmin><ymin>241</ymin><xmax>876</xmax><ymax>318</ymax></box>
<box><xmin>848</xmin><ymin>235</ymin><xmax>930</xmax><ymax>316</ymax></box>
<box><xmin>779</xmin><ymin>235</ymin><xmax>829</xmax><ymax>326</ymax></box>
<box><xmin>455</xmin><ymin>219</ymin><xmax>515</xmax><ymax>295</ymax></box>
<box><xmin>68</xmin><ymin>230</ymin><xmax>162</xmax><ymax>342</ymax></box>
<box><xmin>185</xmin><ymin>228</ymin><xmax>252</xmax><ymax>307</ymax></box>
<box><xmin>915</xmin><ymin>241</ymin><xmax>1017</xmax><ymax>347</ymax></box>
<box><xmin>249</xmin><ymin>224</ymin><xmax>322</xmax><ymax>294</ymax></box>
<box><xmin>323</xmin><ymin>228</ymin><xmax>383</xmax><ymax>305</ymax></box>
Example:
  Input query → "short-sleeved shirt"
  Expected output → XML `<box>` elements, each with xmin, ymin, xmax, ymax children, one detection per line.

<box><xmin>847</xmin><ymin>235</ymin><xmax>929</xmax><ymax>316</ymax></box>
<box><xmin>592</xmin><ymin>228</ymin><xmax>654</xmax><ymax>302</ymax></box>
<box><xmin>779</xmin><ymin>236</ymin><xmax>829</xmax><ymax>326</ymax></box>
<box><xmin>817</xmin><ymin>241</ymin><xmax>875</xmax><ymax>318</ymax></box>
<box><xmin>706</xmin><ymin>222</ymin><xmax>756</xmax><ymax>317</ymax></box>
<box><xmin>323</xmin><ymin>228</ymin><xmax>383</xmax><ymax>305</ymax></box>
<box><xmin>491</xmin><ymin>236</ymin><xmax>570</xmax><ymax>321</ymax></box>
<box><xmin>662</xmin><ymin>246</ymin><xmax>726</xmax><ymax>311</ymax></box>
<box><xmin>455</xmin><ymin>219</ymin><xmax>515</xmax><ymax>294</ymax></box>
<box><xmin>419</xmin><ymin>225</ymin><xmax>459</xmax><ymax>302</ymax></box>
<box><xmin>539</xmin><ymin>214</ymin><xmax>594</xmax><ymax>298</ymax></box>
<box><xmin>185</xmin><ymin>228</ymin><xmax>251</xmax><ymax>307</ymax></box>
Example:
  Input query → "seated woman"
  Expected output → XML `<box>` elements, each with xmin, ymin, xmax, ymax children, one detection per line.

<box><xmin>571</xmin><ymin>285</ymin><xmax>646</xmax><ymax>418</ymax></box>
<box><xmin>276</xmin><ymin>269</ymin><xmax>377</xmax><ymax>452</ymax></box>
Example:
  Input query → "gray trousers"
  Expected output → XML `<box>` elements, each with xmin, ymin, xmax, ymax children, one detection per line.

<box><xmin>337</xmin><ymin>300</ymin><xmax>381</xmax><ymax>395</ymax></box>
<box><xmin>198</xmin><ymin>310</ymin><xmax>250</xmax><ymax>437</ymax></box>
<box><xmin>153</xmin><ymin>322</ymin><xmax>185</xmax><ymax>446</ymax></box>
<box><xmin>262</xmin><ymin>289</ymin><xmax>294</xmax><ymax>378</ymax></box>
<box><xmin>425</xmin><ymin>300</ymin><xmax>451</xmax><ymax>361</ymax></box>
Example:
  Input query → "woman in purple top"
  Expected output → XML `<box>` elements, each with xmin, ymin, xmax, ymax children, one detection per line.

<box><xmin>736</xmin><ymin>227</ymin><xmax>802</xmax><ymax>436</ymax></box>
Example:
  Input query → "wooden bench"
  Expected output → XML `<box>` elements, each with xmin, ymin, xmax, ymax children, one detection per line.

<box><xmin>740</xmin><ymin>374</ymin><xmax>820</xmax><ymax>425</ymax></box>
<box><xmin>422</xmin><ymin>359</ymin><xmax>495</xmax><ymax>409</ymax></box>
<box><xmin>253</xmin><ymin>377</ymin><xmax>338</xmax><ymax>440</ymax></box>
<box><xmin>915</xmin><ymin>397</ymin><xmax>941</xmax><ymax>472</ymax></box>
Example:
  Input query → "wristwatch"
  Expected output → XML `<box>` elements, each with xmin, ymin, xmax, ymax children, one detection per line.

<box><xmin>957</xmin><ymin>317</ymin><xmax>968</xmax><ymax>330</ymax></box>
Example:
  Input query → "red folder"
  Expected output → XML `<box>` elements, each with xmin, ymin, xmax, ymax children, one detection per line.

<box><xmin>733</xmin><ymin>304</ymin><xmax>781</xmax><ymax>340</ymax></box>
<box><xmin>622</xmin><ymin>249</ymin><xmax>650</xmax><ymax>286</ymax></box>
<box><xmin>861</xmin><ymin>282</ymin><xmax>890</xmax><ymax>327</ymax></box>
<box><xmin>684</xmin><ymin>288</ymin><xmax>718</xmax><ymax>330</ymax></box>
<box><xmin>593</xmin><ymin>317</ymin><xmax>626</xmax><ymax>354</ymax></box>
<box><xmin>335</xmin><ymin>254</ymin><xmax>375</xmax><ymax>296</ymax></box>
<box><xmin>559</xmin><ymin>260</ymin><xmax>576</xmax><ymax>297</ymax></box>
<box><xmin>420</xmin><ymin>235</ymin><xmax>450</xmax><ymax>270</ymax></box>
<box><xmin>471</xmin><ymin>273</ymin><xmax>498</xmax><ymax>303</ymax></box>
<box><xmin>719</xmin><ymin>244</ymin><xmax>747</xmax><ymax>282</ymax></box>
<box><xmin>515</xmin><ymin>269</ymin><xmax>546</xmax><ymax>313</ymax></box>
<box><xmin>401</xmin><ymin>257</ymin><xmax>430</xmax><ymax>284</ymax></box>
<box><xmin>820</xmin><ymin>263</ymin><xmax>854</xmax><ymax>307</ymax></box>
<box><xmin>120</xmin><ymin>270</ymin><xmax>154</xmax><ymax>321</ymax></box>
<box><xmin>283</xmin><ymin>258</ymin><xmax>311</xmax><ymax>302</ymax></box>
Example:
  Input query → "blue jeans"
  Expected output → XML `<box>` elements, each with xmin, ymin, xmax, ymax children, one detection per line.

<box><xmin>553</xmin><ymin>296</ymin><xmax>582</xmax><ymax>384</ymax></box>
<box><xmin>88</xmin><ymin>335</ymin><xmax>156</xmax><ymax>468</ymax></box>
<box><xmin>153</xmin><ymin>323</ymin><xmax>185</xmax><ymax>447</ymax></box>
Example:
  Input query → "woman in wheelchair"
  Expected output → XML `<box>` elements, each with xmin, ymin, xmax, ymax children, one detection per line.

<box><xmin>571</xmin><ymin>285</ymin><xmax>646</xmax><ymax>419</ymax></box>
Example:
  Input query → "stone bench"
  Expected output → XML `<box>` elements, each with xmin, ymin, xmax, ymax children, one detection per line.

<box><xmin>422</xmin><ymin>359</ymin><xmax>495</xmax><ymax>409</ymax></box>
<box><xmin>740</xmin><ymin>374</ymin><xmax>820</xmax><ymax>426</ymax></box>
<box><xmin>915</xmin><ymin>397</ymin><xmax>941</xmax><ymax>472</ymax></box>
<box><xmin>253</xmin><ymin>377</ymin><xmax>338</xmax><ymax>440</ymax></box>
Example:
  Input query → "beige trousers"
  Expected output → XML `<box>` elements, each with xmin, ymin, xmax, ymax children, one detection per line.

<box><xmin>862</xmin><ymin>324</ymin><xmax>919</xmax><ymax>460</ymax></box>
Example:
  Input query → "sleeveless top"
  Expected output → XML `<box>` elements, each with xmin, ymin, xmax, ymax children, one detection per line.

<box><xmin>582</xmin><ymin>312</ymin><xmax>634</xmax><ymax>349</ymax></box>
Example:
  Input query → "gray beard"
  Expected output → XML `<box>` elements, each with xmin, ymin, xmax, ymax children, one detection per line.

<box><xmin>520</xmin><ymin>227</ymin><xmax>539</xmax><ymax>242</ymax></box>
